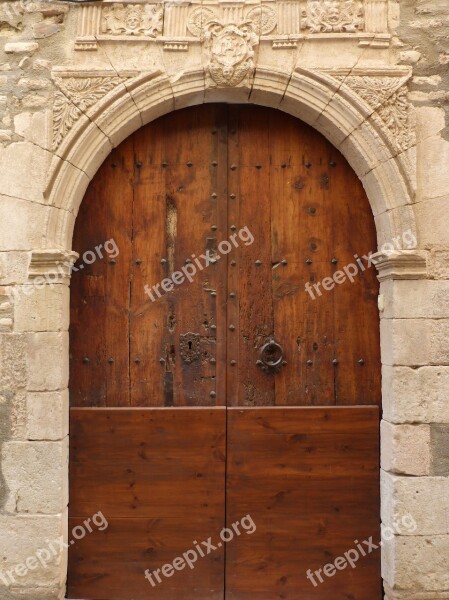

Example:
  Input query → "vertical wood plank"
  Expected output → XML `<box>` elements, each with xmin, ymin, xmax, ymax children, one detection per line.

<box><xmin>70</xmin><ymin>140</ymin><xmax>134</xmax><ymax>407</ymax></box>
<box><xmin>130</xmin><ymin>106</ymin><xmax>228</xmax><ymax>407</ymax></box>
<box><xmin>227</xmin><ymin>106</ymin><xmax>275</xmax><ymax>407</ymax></box>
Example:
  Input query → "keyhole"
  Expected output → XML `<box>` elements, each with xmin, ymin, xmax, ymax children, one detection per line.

<box><xmin>188</xmin><ymin>341</ymin><xmax>192</xmax><ymax>350</ymax></box>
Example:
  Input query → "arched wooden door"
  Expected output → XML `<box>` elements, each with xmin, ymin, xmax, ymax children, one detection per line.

<box><xmin>68</xmin><ymin>105</ymin><xmax>381</xmax><ymax>600</ymax></box>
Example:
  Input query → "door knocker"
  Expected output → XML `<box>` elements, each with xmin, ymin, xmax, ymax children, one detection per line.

<box><xmin>256</xmin><ymin>337</ymin><xmax>286</xmax><ymax>374</ymax></box>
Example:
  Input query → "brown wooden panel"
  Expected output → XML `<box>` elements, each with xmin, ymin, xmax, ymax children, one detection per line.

<box><xmin>68</xmin><ymin>407</ymin><xmax>226</xmax><ymax>600</ymax></box>
<box><xmin>130</xmin><ymin>105</ymin><xmax>228</xmax><ymax>407</ymax></box>
<box><xmin>226</xmin><ymin>105</ymin><xmax>380</xmax><ymax>408</ymax></box>
<box><xmin>68</xmin><ymin>517</ymin><xmax>225</xmax><ymax>600</ymax></box>
<box><xmin>269</xmin><ymin>109</ymin><xmax>336</xmax><ymax>406</ymax></box>
<box><xmin>70</xmin><ymin>140</ymin><xmax>134</xmax><ymax>407</ymax></box>
<box><xmin>225</xmin><ymin>407</ymin><xmax>381</xmax><ymax>600</ymax></box>
<box><xmin>227</xmin><ymin>106</ymin><xmax>275</xmax><ymax>407</ymax></box>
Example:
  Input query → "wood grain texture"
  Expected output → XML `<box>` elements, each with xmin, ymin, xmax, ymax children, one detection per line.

<box><xmin>225</xmin><ymin>407</ymin><xmax>381</xmax><ymax>599</ymax></box>
<box><xmin>68</xmin><ymin>408</ymin><xmax>226</xmax><ymax>600</ymax></box>
<box><xmin>70</xmin><ymin>139</ymin><xmax>134</xmax><ymax>407</ymax></box>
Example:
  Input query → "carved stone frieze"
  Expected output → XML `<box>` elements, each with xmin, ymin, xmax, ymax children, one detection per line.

<box><xmin>75</xmin><ymin>1</ymin><xmax>391</xmax><ymax>52</ymax></box>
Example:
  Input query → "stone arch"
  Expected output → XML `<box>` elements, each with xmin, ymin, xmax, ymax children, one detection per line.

<box><xmin>44</xmin><ymin>67</ymin><xmax>416</xmax><ymax>251</ymax></box>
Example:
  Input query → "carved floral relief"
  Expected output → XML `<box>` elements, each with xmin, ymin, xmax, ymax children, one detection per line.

<box><xmin>53</xmin><ymin>76</ymin><xmax>124</xmax><ymax>150</ymax></box>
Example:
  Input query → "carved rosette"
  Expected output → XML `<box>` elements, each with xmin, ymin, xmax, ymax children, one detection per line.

<box><xmin>53</xmin><ymin>76</ymin><xmax>125</xmax><ymax>150</ymax></box>
<box><xmin>336</xmin><ymin>74</ymin><xmax>413</xmax><ymax>151</ymax></box>
<box><xmin>302</xmin><ymin>0</ymin><xmax>364</xmax><ymax>33</ymax></box>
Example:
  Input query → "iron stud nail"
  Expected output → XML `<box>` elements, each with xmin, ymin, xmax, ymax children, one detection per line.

<box><xmin>256</xmin><ymin>164</ymin><xmax>262</xmax><ymax>169</ymax></box>
<box><xmin>211</xmin><ymin>291</ymin><xmax>217</xmax><ymax>297</ymax></box>
<box><xmin>229</xmin><ymin>292</ymin><xmax>236</xmax><ymax>298</ymax></box>
<box><xmin>109</xmin><ymin>259</ymin><xmax>116</xmax><ymax>265</ymax></box>
<box><xmin>230</xmin><ymin>225</ymin><xmax>236</xmax><ymax>231</ymax></box>
<box><xmin>161</xmin><ymin>161</ymin><xmax>168</xmax><ymax>168</ymax></box>
<box><xmin>211</xmin><ymin>193</ymin><xmax>217</xmax><ymax>199</ymax></box>
<box><xmin>108</xmin><ymin>358</ymin><xmax>114</xmax><ymax>364</ymax></box>
<box><xmin>210</xmin><ymin>358</ymin><xmax>216</xmax><ymax>364</ymax></box>
<box><xmin>211</xmin><ymin>129</ymin><xmax>218</xmax><ymax>135</ymax></box>
<box><xmin>159</xmin><ymin>358</ymin><xmax>165</xmax><ymax>364</ymax></box>
<box><xmin>282</xmin><ymin>361</ymin><xmax>287</xmax><ymax>366</ymax></box>
<box><xmin>230</xmin><ymin>164</ymin><xmax>237</xmax><ymax>170</ymax></box>
<box><xmin>212</xmin><ymin>160</ymin><xmax>218</xmax><ymax>166</ymax></box>
<box><xmin>187</xmin><ymin>161</ymin><xmax>193</xmax><ymax>167</ymax></box>
<box><xmin>231</xmin><ymin>260</ymin><xmax>236</xmax><ymax>266</ymax></box>
<box><xmin>136</xmin><ymin>161</ymin><xmax>143</xmax><ymax>168</ymax></box>
<box><xmin>308</xmin><ymin>207</ymin><xmax>316</xmax><ymax>214</ymax></box>
<box><xmin>329</xmin><ymin>160</ymin><xmax>337</xmax><ymax>167</ymax></box>
<box><xmin>230</xmin><ymin>193</ymin><xmax>236</xmax><ymax>199</ymax></box>
<box><xmin>305</xmin><ymin>162</ymin><xmax>312</xmax><ymax>168</ymax></box>
<box><xmin>333</xmin><ymin>358</ymin><xmax>339</xmax><ymax>366</ymax></box>
<box><xmin>306</xmin><ymin>258</ymin><xmax>312</xmax><ymax>265</ymax></box>
<box><xmin>358</xmin><ymin>358</ymin><xmax>365</xmax><ymax>366</ymax></box>
<box><xmin>135</xmin><ymin>259</ymin><xmax>142</xmax><ymax>265</ymax></box>
<box><xmin>210</xmin><ymin>391</ymin><xmax>216</xmax><ymax>398</ymax></box>
<box><xmin>331</xmin><ymin>258</ymin><xmax>338</xmax><ymax>264</ymax></box>
<box><xmin>211</xmin><ymin>325</ymin><xmax>217</xmax><ymax>330</ymax></box>
<box><xmin>230</xmin><ymin>360</ymin><xmax>236</xmax><ymax>366</ymax></box>
<box><xmin>282</xmin><ymin>259</ymin><xmax>288</xmax><ymax>266</ymax></box>
<box><xmin>82</xmin><ymin>357</ymin><xmax>89</xmax><ymax>364</ymax></box>
<box><xmin>134</xmin><ymin>357</ymin><xmax>141</xmax><ymax>364</ymax></box>
<box><xmin>255</xmin><ymin>260</ymin><xmax>262</xmax><ymax>266</ymax></box>
<box><xmin>111</xmin><ymin>162</ymin><xmax>117</xmax><ymax>169</ymax></box>
<box><xmin>307</xmin><ymin>360</ymin><xmax>313</xmax><ymax>366</ymax></box>
<box><xmin>256</xmin><ymin>360</ymin><xmax>263</xmax><ymax>366</ymax></box>
<box><xmin>161</xmin><ymin>258</ymin><xmax>167</xmax><ymax>264</ymax></box>
<box><xmin>211</xmin><ymin>225</ymin><xmax>217</xmax><ymax>231</ymax></box>
<box><xmin>281</xmin><ymin>162</ymin><xmax>287</xmax><ymax>168</ymax></box>
<box><xmin>185</xmin><ymin>258</ymin><xmax>192</xmax><ymax>264</ymax></box>
<box><xmin>229</xmin><ymin>324</ymin><xmax>235</xmax><ymax>331</ymax></box>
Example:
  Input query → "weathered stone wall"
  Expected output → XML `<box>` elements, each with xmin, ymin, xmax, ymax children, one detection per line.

<box><xmin>0</xmin><ymin>1</ymin><xmax>447</xmax><ymax>598</ymax></box>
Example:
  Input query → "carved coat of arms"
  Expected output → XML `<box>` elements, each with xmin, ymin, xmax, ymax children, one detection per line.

<box><xmin>205</xmin><ymin>21</ymin><xmax>258</xmax><ymax>87</ymax></box>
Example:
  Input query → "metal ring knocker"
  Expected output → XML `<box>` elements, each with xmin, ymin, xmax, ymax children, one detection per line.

<box><xmin>256</xmin><ymin>338</ymin><xmax>287</xmax><ymax>374</ymax></box>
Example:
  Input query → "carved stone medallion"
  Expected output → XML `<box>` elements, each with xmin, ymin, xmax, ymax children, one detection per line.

<box><xmin>204</xmin><ymin>21</ymin><xmax>259</xmax><ymax>87</ymax></box>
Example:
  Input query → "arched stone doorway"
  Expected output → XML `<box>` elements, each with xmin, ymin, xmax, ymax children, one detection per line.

<box><xmin>68</xmin><ymin>103</ymin><xmax>382</xmax><ymax>599</ymax></box>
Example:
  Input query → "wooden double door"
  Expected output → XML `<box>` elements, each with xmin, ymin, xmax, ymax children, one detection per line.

<box><xmin>69</xmin><ymin>105</ymin><xmax>382</xmax><ymax>599</ymax></box>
